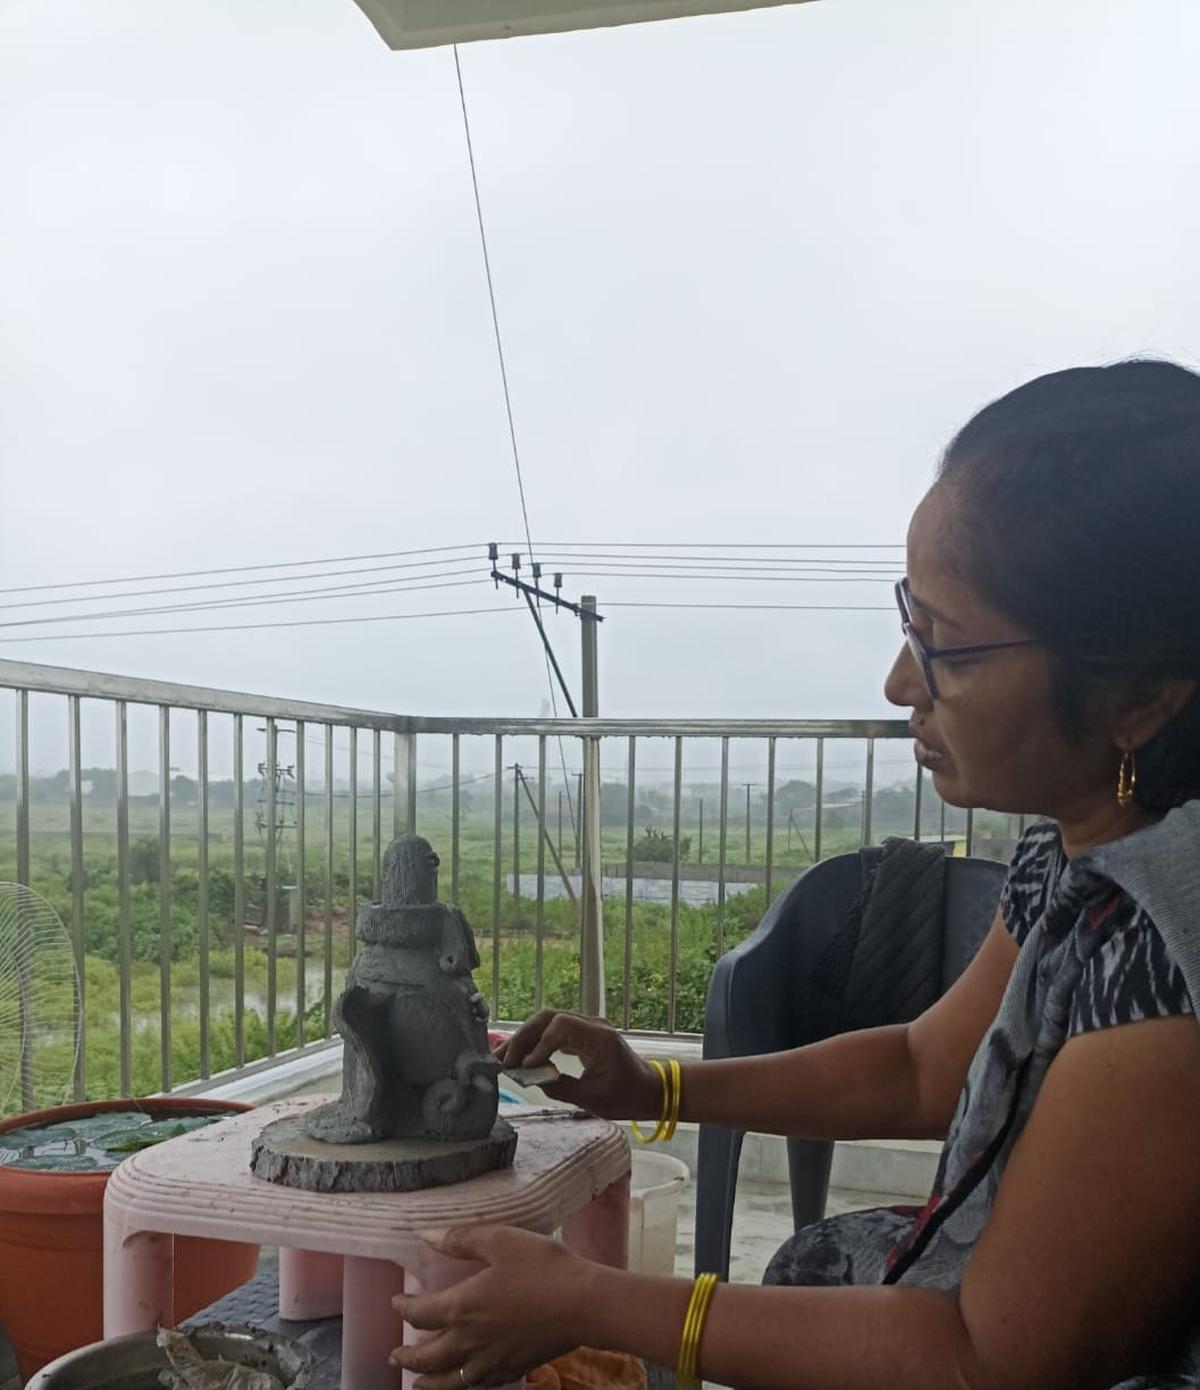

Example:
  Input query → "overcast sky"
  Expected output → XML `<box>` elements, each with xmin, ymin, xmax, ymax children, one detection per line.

<box><xmin>2</xmin><ymin>0</ymin><xmax>1199</xmax><ymax>777</ymax></box>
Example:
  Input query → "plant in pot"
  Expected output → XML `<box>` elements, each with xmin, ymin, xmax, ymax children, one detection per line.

<box><xmin>0</xmin><ymin>1098</ymin><xmax>260</xmax><ymax>1382</ymax></box>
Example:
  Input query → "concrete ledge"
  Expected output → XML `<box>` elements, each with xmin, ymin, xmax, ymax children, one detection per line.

<box><xmin>193</xmin><ymin>1042</ymin><xmax>343</xmax><ymax>1106</ymax></box>
<box><xmin>612</xmin><ymin>1123</ymin><xmax>937</xmax><ymax>1199</ymax></box>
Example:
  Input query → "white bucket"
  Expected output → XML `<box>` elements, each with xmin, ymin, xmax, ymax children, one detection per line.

<box><xmin>628</xmin><ymin>1150</ymin><xmax>690</xmax><ymax>1277</ymax></box>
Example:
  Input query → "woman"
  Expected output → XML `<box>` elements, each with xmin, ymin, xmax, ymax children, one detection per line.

<box><xmin>390</xmin><ymin>360</ymin><xmax>1200</xmax><ymax>1390</ymax></box>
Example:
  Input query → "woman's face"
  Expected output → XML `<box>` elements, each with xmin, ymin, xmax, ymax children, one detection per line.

<box><xmin>884</xmin><ymin>485</ymin><xmax>1114</xmax><ymax>824</ymax></box>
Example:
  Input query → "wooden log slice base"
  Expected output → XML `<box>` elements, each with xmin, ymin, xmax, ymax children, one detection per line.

<box><xmin>249</xmin><ymin>1115</ymin><xmax>518</xmax><ymax>1194</ymax></box>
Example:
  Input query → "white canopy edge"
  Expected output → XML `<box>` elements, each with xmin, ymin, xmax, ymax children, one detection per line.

<box><xmin>350</xmin><ymin>0</ymin><xmax>818</xmax><ymax>50</ymax></box>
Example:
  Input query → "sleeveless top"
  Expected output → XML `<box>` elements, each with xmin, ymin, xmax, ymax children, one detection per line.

<box><xmin>999</xmin><ymin>819</ymin><xmax>1193</xmax><ymax>1036</ymax></box>
<box><xmin>764</xmin><ymin>804</ymin><xmax>1200</xmax><ymax>1390</ymax></box>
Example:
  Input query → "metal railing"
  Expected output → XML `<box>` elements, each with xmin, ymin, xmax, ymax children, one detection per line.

<box><xmin>0</xmin><ymin>657</ymin><xmax>1007</xmax><ymax>1106</ymax></box>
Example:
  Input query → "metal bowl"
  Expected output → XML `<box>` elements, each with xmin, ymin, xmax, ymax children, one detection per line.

<box><xmin>25</xmin><ymin>1323</ymin><xmax>315</xmax><ymax>1390</ymax></box>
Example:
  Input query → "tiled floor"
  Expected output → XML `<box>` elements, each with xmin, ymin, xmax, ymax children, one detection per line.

<box><xmin>672</xmin><ymin>1179</ymin><xmax>906</xmax><ymax>1283</ymax></box>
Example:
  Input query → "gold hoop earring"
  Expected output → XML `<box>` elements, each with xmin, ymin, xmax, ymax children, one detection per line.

<box><xmin>1116</xmin><ymin>750</ymin><xmax>1137</xmax><ymax>810</ymax></box>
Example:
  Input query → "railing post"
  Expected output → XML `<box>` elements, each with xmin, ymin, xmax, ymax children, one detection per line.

<box><xmin>158</xmin><ymin>708</ymin><xmax>172</xmax><ymax>1092</ymax></box>
<box><xmin>579</xmin><ymin>596</ymin><xmax>605</xmax><ymax>1019</ymax></box>
<box><xmin>623</xmin><ymin>736</ymin><xmax>636</xmax><ymax>1030</ymax></box>
<box><xmin>862</xmin><ymin>738</ymin><xmax>875</xmax><ymax>847</ymax></box>
<box><xmin>393</xmin><ymin>731</ymin><xmax>417</xmax><ymax>838</ymax></box>
<box><xmin>265</xmin><ymin>716</ymin><xmax>278</xmax><ymax>1056</ymax></box>
<box><xmin>323</xmin><ymin>725</ymin><xmax>334</xmax><ymax>1038</ymax></box>
<box><xmin>16</xmin><ymin>690</ymin><xmax>32</xmax><ymax>1109</ymax></box>
<box><xmin>233</xmin><ymin>715</ymin><xmax>245</xmax><ymax>1067</ymax></box>
<box><xmin>668</xmin><ymin>737</ymin><xmax>682</xmax><ymax>1034</ymax></box>
<box><xmin>69</xmin><ymin>695</ymin><xmax>86</xmax><ymax>1100</ymax></box>
<box><xmin>450</xmin><ymin>734</ymin><xmax>461</xmax><ymax>901</ymax></box>
<box><xmin>115</xmin><ymin>701</ymin><xmax>132</xmax><ymax>1097</ymax></box>
<box><xmin>765</xmin><ymin>737</ymin><xmax>776</xmax><ymax>904</ymax></box>
<box><xmin>197</xmin><ymin>710</ymin><xmax>210</xmax><ymax>1079</ymax></box>
<box><xmin>716</xmin><ymin>736</ymin><xmax>729</xmax><ymax>957</ymax></box>
<box><xmin>296</xmin><ymin>720</ymin><xmax>306</xmax><ymax>1049</ymax></box>
<box><xmin>535</xmin><ymin>739</ymin><xmax>548</xmax><ymax>1013</ymax></box>
<box><xmin>405</xmin><ymin>731</ymin><xmax>418</xmax><ymax>835</ymax></box>
<box><xmin>372</xmin><ymin>729</ymin><xmax>382</xmax><ymax>901</ymax></box>
<box><xmin>512</xmin><ymin>763</ymin><xmax>521</xmax><ymax>906</ymax></box>
<box><xmin>15</xmin><ymin>690</ymin><xmax>29</xmax><ymax>889</ymax></box>
<box><xmin>491</xmin><ymin>735</ymin><xmax>503</xmax><ymax>1017</ymax></box>
<box><xmin>348</xmin><ymin>728</ymin><xmax>358</xmax><ymax>964</ymax></box>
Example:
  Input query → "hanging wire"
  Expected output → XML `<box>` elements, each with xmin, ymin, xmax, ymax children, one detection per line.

<box><xmin>454</xmin><ymin>43</ymin><xmax>577</xmax><ymax>837</ymax></box>
<box><xmin>604</xmin><ymin>600</ymin><xmax>893</xmax><ymax>611</ymax></box>
<box><xmin>0</xmin><ymin>542</ymin><xmax>485</xmax><ymax>596</ymax></box>
<box><xmin>0</xmin><ymin>553</ymin><xmax>496</xmax><ymax>612</ymax></box>
<box><xmin>495</xmin><ymin>540</ymin><xmax>905</xmax><ymax>550</ymax></box>
<box><xmin>0</xmin><ymin>605</ymin><xmax>524</xmax><ymax>643</ymax></box>
<box><xmin>0</xmin><ymin>542</ymin><xmax>906</xmax><ymax>607</ymax></box>
<box><xmin>453</xmin><ymin>46</ymin><xmax>534</xmax><ymax>566</ymax></box>
<box><xmin>0</xmin><ymin>574</ymin><xmax>489</xmax><ymax>630</ymax></box>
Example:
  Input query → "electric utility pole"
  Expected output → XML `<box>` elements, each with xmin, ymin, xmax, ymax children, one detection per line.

<box><xmin>488</xmin><ymin>546</ymin><xmax>606</xmax><ymax>1015</ymax></box>
<box><xmin>579</xmin><ymin>595</ymin><xmax>604</xmax><ymax>1016</ymax></box>
<box><xmin>745</xmin><ymin>783</ymin><xmax>753</xmax><ymax>863</ymax></box>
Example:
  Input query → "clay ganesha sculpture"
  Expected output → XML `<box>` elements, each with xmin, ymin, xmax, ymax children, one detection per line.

<box><xmin>304</xmin><ymin>835</ymin><xmax>502</xmax><ymax>1145</ymax></box>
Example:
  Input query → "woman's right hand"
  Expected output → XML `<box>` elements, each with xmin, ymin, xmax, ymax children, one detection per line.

<box><xmin>496</xmin><ymin>1010</ymin><xmax>663</xmax><ymax>1121</ymax></box>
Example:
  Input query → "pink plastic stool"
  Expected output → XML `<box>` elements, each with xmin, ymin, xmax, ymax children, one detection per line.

<box><xmin>103</xmin><ymin>1100</ymin><xmax>630</xmax><ymax>1390</ymax></box>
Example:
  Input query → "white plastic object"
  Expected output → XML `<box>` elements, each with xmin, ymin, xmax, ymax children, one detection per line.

<box><xmin>627</xmin><ymin>1150</ymin><xmax>690</xmax><ymax>1277</ymax></box>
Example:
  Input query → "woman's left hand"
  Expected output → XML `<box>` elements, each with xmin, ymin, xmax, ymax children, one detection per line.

<box><xmin>390</xmin><ymin>1226</ymin><xmax>596</xmax><ymax>1388</ymax></box>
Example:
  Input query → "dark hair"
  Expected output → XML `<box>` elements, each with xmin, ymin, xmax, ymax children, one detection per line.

<box><xmin>937</xmin><ymin>359</ymin><xmax>1200</xmax><ymax>811</ymax></box>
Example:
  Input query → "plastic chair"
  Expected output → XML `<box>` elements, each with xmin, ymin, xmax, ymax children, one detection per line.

<box><xmin>693</xmin><ymin>848</ymin><xmax>1006</xmax><ymax>1280</ymax></box>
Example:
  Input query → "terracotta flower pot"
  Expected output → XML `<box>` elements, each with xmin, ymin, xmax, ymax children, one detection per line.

<box><xmin>0</xmin><ymin>1097</ymin><xmax>260</xmax><ymax>1382</ymax></box>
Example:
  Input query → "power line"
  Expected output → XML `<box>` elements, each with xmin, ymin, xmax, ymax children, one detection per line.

<box><xmin>0</xmin><ymin>551</ymin><xmax>899</xmax><ymax>615</ymax></box>
<box><xmin>0</xmin><ymin>553</ymin><xmax>495</xmax><ymax>612</ymax></box>
<box><xmin>453</xmin><ymin>47</ymin><xmax>533</xmax><ymax>566</ymax></box>
<box><xmin>418</xmin><ymin>771</ymin><xmax>497</xmax><ymax>796</ymax></box>
<box><xmin>0</xmin><ymin>542</ymin><xmax>905</xmax><ymax>604</ymax></box>
<box><xmin>0</xmin><ymin>605</ymin><xmax>523</xmax><ymax>643</ymax></box>
<box><xmin>495</xmin><ymin>541</ymin><xmax>904</xmax><ymax>550</ymax></box>
<box><xmin>0</xmin><ymin>566</ymin><xmax>899</xmax><ymax>632</ymax></box>
<box><xmin>0</xmin><ymin>573</ymin><xmax>489</xmax><ymax>630</ymax></box>
<box><xmin>0</xmin><ymin>542</ymin><xmax>484</xmax><ymax>597</ymax></box>
<box><xmin>543</xmin><ymin>571</ymin><xmax>896</xmax><ymax>584</ymax></box>
<box><xmin>529</xmin><ymin>554</ymin><xmax>902</xmax><ymax>569</ymax></box>
<box><xmin>603</xmin><ymin>601</ymin><xmax>894</xmax><ymax>612</ymax></box>
<box><xmin>453</xmin><ymin>49</ymin><xmax>578</xmax><ymax>837</ymax></box>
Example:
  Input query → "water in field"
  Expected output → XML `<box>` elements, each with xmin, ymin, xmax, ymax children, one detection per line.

<box><xmin>508</xmin><ymin>872</ymin><xmax>762</xmax><ymax>905</ymax></box>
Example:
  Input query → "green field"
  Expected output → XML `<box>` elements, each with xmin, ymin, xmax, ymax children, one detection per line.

<box><xmin>0</xmin><ymin>777</ymin><xmax>1015</xmax><ymax>1110</ymax></box>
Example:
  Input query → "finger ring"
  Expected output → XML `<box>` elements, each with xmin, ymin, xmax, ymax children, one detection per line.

<box><xmin>459</xmin><ymin>1368</ymin><xmax>469</xmax><ymax>1388</ymax></box>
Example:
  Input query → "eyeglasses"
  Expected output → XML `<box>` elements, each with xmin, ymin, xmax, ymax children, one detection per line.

<box><xmin>895</xmin><ymin>579</ymin><xmax>1040</xmax><ymax>700</ymax></box>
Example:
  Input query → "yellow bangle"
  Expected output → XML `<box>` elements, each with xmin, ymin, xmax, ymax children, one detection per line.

<box><xmin>631</xmin><ymin>1059</ymin><xmax>683</xmax><ymax>1146</ymax></box>
<box><xmin>677</xmin><ymin>1272</ymin><xmax>718</xmax><ymax>1390</ymax></box>
<box><xmin>663</xmin><ymin>1058</ymin><xmax>682</xmax><ymax>1141</ymax></box>
<box><xmin>631</xmin><ymin>1060</ymin><xmax>669</xmax><ymax>1145</ymax></box>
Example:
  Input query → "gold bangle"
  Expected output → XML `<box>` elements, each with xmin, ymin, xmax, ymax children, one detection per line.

<box><xmin>678</xmin><ymin>1273</ymin><xmax>710</xmax><ymax>1387</ymax></box>
<box><xmin>677</xmin><ymin>1272</ymin><xmax>718</xmax><ymax>1390</ymax></box>
<box><xmin>631</xmin><ymin>1059</ymin><xmax>683</xmax><ymax>1145</ymax></box>
<box><xmin>663</xmin><ymin>1059</ymin><xmax>682</xmax><ymax>1141</ymax></box>
<box><xmin>631</xmin><ymin>1060</ymin><xmax>668</xmax><ymax>1145</ymax></box>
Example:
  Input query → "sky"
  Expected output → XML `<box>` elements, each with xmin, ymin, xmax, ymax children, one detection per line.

<box><xmin>2</xmin><ymin>0</ymin><xmax>1199</xmax><ymax>778</ymax></box>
